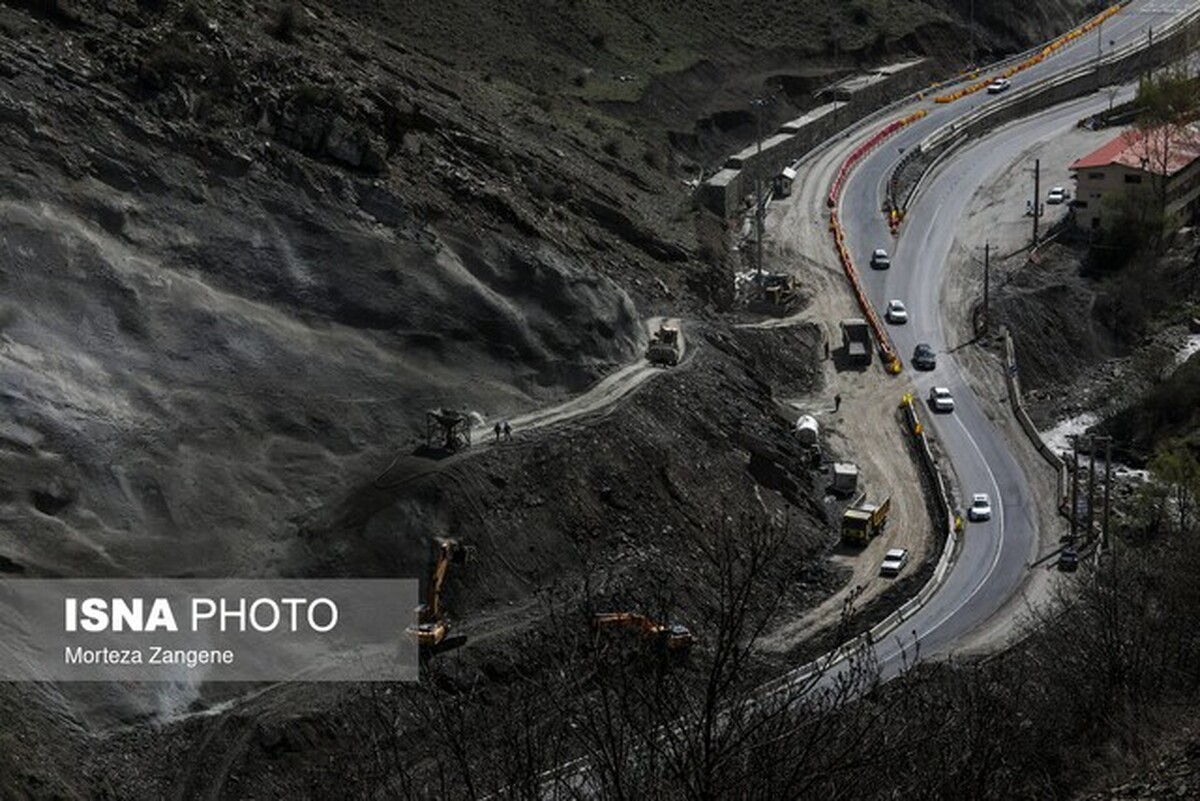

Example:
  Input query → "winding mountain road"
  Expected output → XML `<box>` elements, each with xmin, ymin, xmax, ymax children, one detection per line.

<box><xmin>825</xmin><ymin>0</ymin><xmax>1199</xmax><ymax>679</ymax></box>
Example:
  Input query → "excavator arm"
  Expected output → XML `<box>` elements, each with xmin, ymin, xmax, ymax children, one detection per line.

<box><xmin>426</xmin><ymin>539</ymin><xmax>455</xmax><ymax>619</ymax></box>
<box><xmin>591</xmin><ymin>611</ymin><xmax>693</xmax><ymax>651</ymax></box>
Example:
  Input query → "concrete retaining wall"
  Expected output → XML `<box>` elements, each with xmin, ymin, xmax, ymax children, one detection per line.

<box><xmin>697</xmin><ymin>59</ymin><xmax>936</xmax><ymax>218</ymax></box>
<box><xmin>1003</xmin><ymin>327</ymin><xmax>1071</xmax><ymax>512</ymax></box>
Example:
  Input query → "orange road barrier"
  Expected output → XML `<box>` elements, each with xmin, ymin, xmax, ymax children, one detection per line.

<box><xmin>933</xmin><ymin>3</ymin><xmax>1122</xmax><ymax>104</ymax></box>
<box><xmin>826</xmin><ymin>111</ymin><xmax>929</xmax><ymax>374</ymax></box>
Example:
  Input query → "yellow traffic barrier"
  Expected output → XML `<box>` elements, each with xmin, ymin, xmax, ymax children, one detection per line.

<box><xmin>934</xmin><ymin>2</ymin><xmax>1121</xmax><ymax>104</ymax></box>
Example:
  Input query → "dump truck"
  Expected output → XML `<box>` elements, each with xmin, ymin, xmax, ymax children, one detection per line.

<box><xmin>841</xmin><ymin>496</ymin><xmax>892</xmax><ymax>546</ymax></box>
<box><xmin>841</xmin><ymin>318</ymin><xmax>872</xmax><ymax>365</ymax></box>
<box><xmin>646</xmin><ymin>323</ymin><xmax>681</xmax><ymax>366</ymax></box>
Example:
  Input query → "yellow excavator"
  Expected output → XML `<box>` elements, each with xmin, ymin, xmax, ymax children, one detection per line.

<box><xmin>406</xmin><ymin>538</ymin><xmax>466</xmax><ymax>648</ymax></box>
<box><xmin>592</xmin><ymin>612</ymin><xmax>694</xmax><ymax>651</ymax></box>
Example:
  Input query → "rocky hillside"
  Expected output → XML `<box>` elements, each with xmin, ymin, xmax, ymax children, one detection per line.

<box><xmin>0</xmin><ymin>0</ymin><xmax>1105</xmax><ymax>587</ymax></box>
<box><xmin>0</xmin><ymin>0</ymin><xmax>1113</xmax><ymax>795</ymax></box>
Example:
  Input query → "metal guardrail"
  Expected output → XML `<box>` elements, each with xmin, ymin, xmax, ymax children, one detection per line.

<box><xmin>792</xmin><ymin>0</ymin><xmax>1200</xmax><ymax>691</ymax></box>
<box><xmin>932</xmin><ymin>3</ymin><xmax>1126</xmax><ymax>104</ymax></box>
<box><xmin>894</xmin><ymin>0</ymin><xmax>1200</xmax><ymax>216</ymax></box>
<box><xmin>758</xmin><ymin>393</ymin><xmax>960</xmax><ymax>696</ymax></box>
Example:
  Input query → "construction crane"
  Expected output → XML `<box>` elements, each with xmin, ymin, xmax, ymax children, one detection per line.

<box><xmin>406</xmin><ymin>538</ymin><xmax>466</xmax><ymax>648</ymax></box>
<box><xmin>591</xmin><ymin>612</ymin><xmax>694</xmax><ymax>651</ymax></box>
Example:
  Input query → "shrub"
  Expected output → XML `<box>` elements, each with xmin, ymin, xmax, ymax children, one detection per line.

<box><xmin>13</xmin><ymin>0</ymin><xmax>82</xmax><ymax>26</ymax></box>
<box><xmin>271</xmin><ymin>2</ymin><xmax>302</xmax><ymax>43</ymax></box>
<box><xmin>179</xmin><ymin>1</ymin><xmax>208</xmax><ymax>31</ymax></box>
<box><xmin>139</xmin><ymin>33</ymin><xmax>205</xmax><ymax>92</ymax></box>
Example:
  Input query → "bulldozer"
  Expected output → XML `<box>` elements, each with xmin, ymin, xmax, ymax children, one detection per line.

<box><xmin>645</xmin><ymin>323</ymin><xmax>681</xmax><ymax>366</ymax></box>
<box><xmin>751</xmin><ymin>273</ymin><xmax>799</xmax><ymax>314</ymax></box>
<box><xmin>406</xmin><ymin>538</ymin><xmax>467</xmax><ymax>648</ymax></box>
<box><xmin>592</xmin><ymin>612</ymin><xmax>694</xmax><ymax>651</ymax></box>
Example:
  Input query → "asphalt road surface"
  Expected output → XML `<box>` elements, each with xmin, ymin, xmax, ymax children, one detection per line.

<box><xmin>832</xmin><ymin>0</ymin><xmax>1199</xmax><ymax>680</ymax></box>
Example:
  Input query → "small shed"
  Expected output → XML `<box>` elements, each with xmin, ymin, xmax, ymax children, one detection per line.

<box><xmin>775</xmin><ymin>166</ymin><xmax>798</xmax><ymax>198</ymax></box>
<box><xmin>831</xmin><ymin>462</ymin><xmax>859</xmax><ymax>495</ymax></box>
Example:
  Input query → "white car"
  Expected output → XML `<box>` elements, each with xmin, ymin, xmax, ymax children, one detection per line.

<box><xmin>869</xmin><ymin>248</ymin><xmax>891</xmax><ymax>270</ymax></box>
<box><xmin>880</xmin><ymin>548</ymin><xmax>909</xmax><ymax>577</ymax></box>
<box><xmin>929</xmin><ymin>386</ymin><xmax>955</xmax><ymax>412</ymax></box>
<box><xmin>885</xmin><ymin>299</ymin><xmax>908</xmax><ymax>324</ymax></box>
<box><xmin>986</xmin><ymin>78</ymin><xmax>1011</xmax><ymax>94</ymax></box>
<box><xmin>968</xmin><ymin>493</ymin><xmax>992</xmax><ymax>522</ymax></box>
<box><xmin>1046</xmin><ymin>186</ymin><xmax>1068</xmax><ymax>205</ymax></box>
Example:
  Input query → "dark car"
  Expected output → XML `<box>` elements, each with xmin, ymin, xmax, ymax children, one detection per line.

<box><xmin>912</xmin><ymin>343</ymin><xmax>936</xmax><ymax>370</ymax></box>
<box><xmin>1058</xmin><ymin>548</ymin><xmax>1080</xmax><ymax>572</ymax></box>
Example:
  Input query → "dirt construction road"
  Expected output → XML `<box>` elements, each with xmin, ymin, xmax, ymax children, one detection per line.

<box><xmin>372</xmin><ymin>316</ymin><xmax>686</xmax><ymax>491</ymax></box>
<box><xmin>756</xmin><ymin>129</ymin><xmax>934</xmax><ymax>654</ymax></box>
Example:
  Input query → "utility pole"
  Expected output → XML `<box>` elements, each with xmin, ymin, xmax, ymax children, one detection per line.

<box><xmin>1032</xmin><ymin>158</ymin><xmax>1041</xmax><ymax>246</ymax></box>
<box><xmin>982</xmin><ymin>241</ymin><xmax>990</xmax><ymax>335</ymax></box>
<box><xmin>752</xmin><ymin>96</ymin><xmax>767</xmax><ymax>281</ymax></box>
<box><xmin>1070</xmin><ymin>442</ymin><xmax>1079</xmax><ymax>543</ymax></box>
<box><xmin>1087</xmin><ymin>436</ymin><xmax>1097</xmax><ymax>542</ymax></box>
<box><xmin>969</xmin><ymin>0</ymin><xmax>976</xmax><ymax>68</ymax></box>
<box><xmin>1096</xmin><ymin>19</ymin><xmax>1104</xmax><ymax>93</ymax></box>
<box><xmin>1103</xmin><ymin>436</ymin><xmax>1113</xmax><ymax>552</ymax></box>
<box><xmin>1147</xmin><ymin>26</ymin><xmax>1154</xmax><ymax>81</ymax></box>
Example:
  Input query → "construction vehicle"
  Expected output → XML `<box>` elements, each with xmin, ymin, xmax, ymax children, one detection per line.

<box><xmin>646</xmin><ymin>323</ymin><xmax>681</xmax><ymax>366</ymax></box>
<box><xmin>840</xmin><ymin>318</ymin><xmax>872</xmax><ymax>365</ymax></box>
<box><xmin>592</xmin><ymin>612</ymin><xmax>694</xmax><ymax>651</ymax></box>
<box><xmin>406</xmin><ymin>538</ymin><xmax>467</xmax><ymax>648</ymax></box>
<box><xmin>831</xmin><ymin>462</ymin><xmax>859</xmax><ymax>496</ymax></box>
<box><xmin>753</xmin><ymin>273</ymin><xmax>799</xmax><ymax>313</ymax></box>
<box><xmin>425</xmin><ymin>408</ymin><xmax>471</xmax><ymax>452</ymax></box>
<box><xmin>841</xmin><ymin>496</ymin><xmax>892</xmax><ymax>546</ymax></box>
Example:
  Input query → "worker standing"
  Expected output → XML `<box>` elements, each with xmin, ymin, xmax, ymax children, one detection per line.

<box><xmin>493</xmin><ymin>422</ymin><xmax>502</xmax><ymax>442</ymax></box>
<box><xmin>503</xmin><ymin>421</ymin><xmax>512</xmax><ymax>441</ymax></box>
<box><xmin>834</xmin><ymin>394</ymin><xmax>842</xmax><ymax>412</ymax></box>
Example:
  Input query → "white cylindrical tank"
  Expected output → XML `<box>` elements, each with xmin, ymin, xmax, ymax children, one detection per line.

<box><xmin>795</xmin><ymin>415</ymin><xmax>819</xmax><ymax>446</ymax></box>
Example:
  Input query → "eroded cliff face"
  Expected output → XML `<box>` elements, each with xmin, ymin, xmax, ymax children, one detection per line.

<box><xmin>0</xmin><ymin>0</ymin><xmax>1104</xmax><ymax>794</ymax></box>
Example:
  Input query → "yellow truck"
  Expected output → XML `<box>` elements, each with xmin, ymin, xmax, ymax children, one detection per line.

<box><xmin>841</xmin><ymin>496</ymin><xmax>891</xmax><ymax>546</ymax></box>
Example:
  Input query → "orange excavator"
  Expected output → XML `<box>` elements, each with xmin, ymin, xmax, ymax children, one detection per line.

<box><xmin>591</xmin><ymin>612</ymin><xmax>694</xmax><ymax>651</ymax></box>
<box><xmin>406</xmin><ymin>538</ymin><xmax>466</xmax><ymax>648</ymax></box>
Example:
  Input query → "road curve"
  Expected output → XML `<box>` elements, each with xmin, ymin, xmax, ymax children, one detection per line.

<box><xmin>832</xmin><ymin>0</ymin><xmax>1199</xmax><ymax>678</ymax></box>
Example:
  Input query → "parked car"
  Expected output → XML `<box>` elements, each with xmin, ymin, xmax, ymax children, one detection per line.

<box><xmin>885</xmin><ymin>299</ymin><xmax>908</xmax><ymax>324</ymax></box>
<box><xmin>968</xmin><ymin>493</ymin><xmax>992</xmax><ymax>522</ymax></box>
<box><xmin>929</xmin><ymin>386</ymin><xmax>955</xmax><ymax>412</ymax></box>
<box><xmin>912</xmin><ymin>343</ymin><xmax>937</xmax><ymax>370</ymax></box>
<box><xmin>1058</xmin><ymin>547</ymin><xmax>1080</xmax><ymax>572</ymax></box>
<box><xmin>986</xmin><ymin>78</ymin><xmax>1011</xmax><ymax>94</ymax></box>
<box><xmin>1046</xmin><ymin>186</ymin><xmax>1068</xmax><ymax>205</ymax></box>
<box><xmin>880</xmin><ymin>548</ymin><xmax>909</xmax><ymax>577</ymax></box>
<box><xmin>870</xmin><ymin>248</ymin><xmax>891</xmax><ymax>270</ymax></box>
